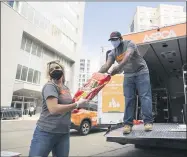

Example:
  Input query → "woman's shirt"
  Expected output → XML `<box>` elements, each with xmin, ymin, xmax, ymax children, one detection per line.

<box><xmin>37</xmin><ymin>82</ymin><xmax>73</xmax><ymax>133</ymax></box>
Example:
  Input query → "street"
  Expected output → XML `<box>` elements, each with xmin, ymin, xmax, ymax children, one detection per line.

<box><xmin>1</xmin><ymin>120</ymin><xmax>187</xmax><ymax>157</ymax></box>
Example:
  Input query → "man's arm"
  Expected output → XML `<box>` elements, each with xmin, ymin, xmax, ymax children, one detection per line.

<box><xmin>98</xmin><ymin>57</ymin><xmax>114</xmax><ymax>73</ymax></box>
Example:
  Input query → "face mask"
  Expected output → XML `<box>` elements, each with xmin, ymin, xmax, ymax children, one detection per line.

<box><xmin>50</xmin><ymin>70</ymin><xmax>63</xmax><ymax>80</ymax></box>
<box><xmin>111</xmin><ymin>39</ymin><xmax>121</xmax><ymax>48</ymax></box>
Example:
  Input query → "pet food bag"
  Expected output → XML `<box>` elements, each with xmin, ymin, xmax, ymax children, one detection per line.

<box><xmin>73</xmin><ymin>73</ymin><xmax>111</xmax><ymax>102</ymax></box>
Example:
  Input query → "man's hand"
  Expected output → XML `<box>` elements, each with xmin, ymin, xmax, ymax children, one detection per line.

<box><xmin>110</xmin><ymin>65</ymin><xmax>121</xmax><ymax>76</ymax></box>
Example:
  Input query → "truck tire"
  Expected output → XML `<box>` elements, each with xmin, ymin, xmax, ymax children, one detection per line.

<box><xmin>79</xmin><ymin>120</ymin><xmax>91</xmax><ymax>136</ymax></box>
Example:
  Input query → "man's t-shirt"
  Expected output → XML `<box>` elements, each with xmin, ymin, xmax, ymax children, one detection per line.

<box><xmin>108</xmin><ymin>40</ymin><xmax>149</xmax><ymax>77</ymax></box>
<box><xmin>37</xmin><ymin>82</ymin><xmax>73</xmax><ymax>133</ymax></box>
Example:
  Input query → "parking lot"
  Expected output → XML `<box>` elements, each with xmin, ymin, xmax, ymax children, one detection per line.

<box><xmin>1</xmin><ymin>120</ymin><xmax>187</xmax><ymax>156</ymax></box>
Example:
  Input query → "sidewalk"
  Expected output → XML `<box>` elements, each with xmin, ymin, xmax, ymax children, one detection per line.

<box><xmin>21</xmin><ymin>114</ymin><xmax>40</xmax><ymax>120</ymax></box>
<box><xmin>1</xmin><ymin>114</ymin><xmax>40</xmax><ymax>122</ymax></box>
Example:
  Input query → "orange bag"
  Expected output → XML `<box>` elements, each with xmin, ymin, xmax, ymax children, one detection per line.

<box><xmin>73</xmin><ymin>73</ymin><xmax>111</xmax><ymax>102</ymax></box>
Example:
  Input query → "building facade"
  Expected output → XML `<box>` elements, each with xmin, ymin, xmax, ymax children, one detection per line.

<box><xmin>78</xmin><ymin>59</ymin><xmax>91</xmax><ymax>88</ymax></box>
<box><xmin>130</xmin><ymin>4</ymin><xmax>186</xmax><ymax>32</ymax></box>
<box><xmin>1</xmin><ymin>1</ymin><xmax>85</xmax><ymax>109</ymax></box>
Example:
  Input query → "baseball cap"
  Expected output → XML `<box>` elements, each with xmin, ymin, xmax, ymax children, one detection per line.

<box><xmin>108</xmin><ymin>31</ymin><xmax>122</xmax><ymax>41</ymax></box>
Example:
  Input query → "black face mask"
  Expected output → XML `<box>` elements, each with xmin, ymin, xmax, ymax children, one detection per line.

<box><xmin>50</xmin><ymin>70</ymin><xmax>63</xmax><ymax>80</ymax></box>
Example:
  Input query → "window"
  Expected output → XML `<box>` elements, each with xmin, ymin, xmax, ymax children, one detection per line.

<box><xmin>20</xmin><ymin>36</ymin><xmax>43</xmax><ymax>57</ymax></box>
<box><xmin>34</xmin><ymin>11</ymin><xmax>40</xmax><ymax>26</ymax></box>
<box><xmin>7</xmin><ymin>1</ymin><xmax>14</xmax><ymax>7</ymax></box>
<box><xmin>64</xmin><ymin>3</ymin><xmax>77</xmax><ymax>18</ymax></box>
<box><xmin>80</xmin><ymin>63</ymin><xmax>84</xmax><ymax>66</ymax></box>
<box><xmin>38</xmin><ymin>72</ymin><xmax>41</xmax><ymax>84</ymax></box>
<box><xmin>15</xmin><ymin>64</ymin><xmax>41</xmax><ymax>84</ymax></box>
<box><xmin>37</xmin><ymin>45</ymin><xmax>42</xmax><ymax>57</ymax></box>
<box><xmin>63</xmin><ymin>17</ymin><xmax>76</xmax><ymax>32</ymax></box>
<box><xmin>20</xmin><ymin>2</ymin><xmax>28</xmax><ymax>18</ymax></box>
<box><xmin>27</xmin><ymin>68</ymin><xmax>34</xmax><ymax>82</ymax></box>
<box><xmin>33</xmin><ymin>71</ymin><xmax>39</xmax><ymax>84</ymax></box>
<box><xmin>15</xmin><ymin>64</ymin><xmax>22</xmax><ymax>80</ymax></box>
<box><xmin>21</xmin><ymin>36</ymin><xmax>26</xmax><ymax>50</ymax></box>
<box><xmin>25</xmin><ymin>39</ymin><xmax>32</xmax><ymax>53</ymax></box>
<box><xmin>21</xmin><ymin>66</ymin><xmax>28</xmax><ymax>81</ymax></box>
<box><xmin>39</xmin><ymin>17</ymin><xmax>46</xmax><ymax>30</ymax></box>
<box><xmin>27</xmin><ymin>6</ymin><xmax>34</xmax><ymax>22</ymax></box>
<box><xmin>130</xmin><ymin>20</ymin><xmax>134</xmax><ymax>32</ymax></box>
<box><xmin>31</xmin><ymin>42</ymin><xmax>37</xmax><ymax>55</ymax></box>
<box><xmin>33</xmin><ymin>70</ymin><xmax>41</xmax><ymax>84</ymax></box>
<box><xmin>61</xmin><ymin>33</ymin><xmax>75</xmax><ymax>52</ymax></box>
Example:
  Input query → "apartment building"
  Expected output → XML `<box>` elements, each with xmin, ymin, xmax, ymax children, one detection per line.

<box><xmin>1</xmin><ymin>1</ymin><xmax>85</xmax><ymax>109</ymax></box>
<box><xmin>130</xmin><ymin>4</ymin><xmax>186</xmax><ymax>32</ymax></box>
<box><xmin>78</xmin><ymin>59</ymin><xmax>91</xmax><ymax>88</ymax></box>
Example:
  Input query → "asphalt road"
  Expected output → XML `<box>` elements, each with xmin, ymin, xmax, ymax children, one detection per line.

<box><xmin>1</xmin><ymin>120</ymin><xmax>187</xmax><ymax>157</ymax></box>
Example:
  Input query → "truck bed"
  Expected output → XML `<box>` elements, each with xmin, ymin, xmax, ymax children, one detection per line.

<box><xmin>106</xmin><ymin>123</ymin><xmax>187</xmax><ymax>149</ymax></box>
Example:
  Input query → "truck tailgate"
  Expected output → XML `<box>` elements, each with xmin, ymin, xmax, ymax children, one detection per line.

<box><xmin>106</xmin><ymin>123</ymin><xmax>187</xmax><ymax>149</ymax></box>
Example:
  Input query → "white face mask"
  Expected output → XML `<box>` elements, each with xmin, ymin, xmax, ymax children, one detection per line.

<box><xmin>111</xmin><ymin>39</ymin><xmax>121</xmax><ymax>48</ymax></box>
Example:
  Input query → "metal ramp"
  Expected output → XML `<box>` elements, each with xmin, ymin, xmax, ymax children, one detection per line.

<box><xmin>106</xmin><ymin>123</ymin><xmax>186</xmax><ymax>140</ymax></box>
<box><xmin>106</xmin><ymin>123</ymin><xmax>186</xmax><ymax>149</ymax></box>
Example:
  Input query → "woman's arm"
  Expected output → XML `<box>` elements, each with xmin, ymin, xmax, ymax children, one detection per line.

<box><xmin>46</xmin><ymin>97</ymin><xmax>77</xmax><ymax>114</ymax></box>
<box><xmin>43</xmin><ymin>84</ymin><xmax>87</xmax><ymax>115</ymax></box>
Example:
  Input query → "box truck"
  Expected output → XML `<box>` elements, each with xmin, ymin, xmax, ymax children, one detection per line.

<box><xmin>98</xmin><ymin>22</ymin><xmax>187</xmax><ymax>149</ymax></box>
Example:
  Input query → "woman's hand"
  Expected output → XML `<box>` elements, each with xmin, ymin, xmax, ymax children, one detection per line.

<box><xmin>76</xmin><ymin>98</ymin><xmax>89</xmax><ymax>108</ymax></box>
<box><xmin>76</xmin><ymin>98</ymin><xmax>89</xmax><ymax>105</ymax></box>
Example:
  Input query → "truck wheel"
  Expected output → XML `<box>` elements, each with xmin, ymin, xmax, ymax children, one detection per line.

<box><xmin>79</xmin><ymin>120</ymin><xmax>91</xmax><ymax>136</ymax></box>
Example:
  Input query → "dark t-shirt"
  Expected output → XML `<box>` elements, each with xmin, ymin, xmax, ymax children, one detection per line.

<box><xmin>108</xmin><ymin>40</ymin><xmax>149</xmax><ymax>77</ymax></box>
<box><xmin>37</xmin><ymin>82</ymin><xmax>73</xmax><ymax>133</ymax></box>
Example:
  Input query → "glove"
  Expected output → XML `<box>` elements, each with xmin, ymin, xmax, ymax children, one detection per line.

<box><xmin>76</xmin><ymin>98</ymin><xmax>88</xmax><ymax>108</ymax></box>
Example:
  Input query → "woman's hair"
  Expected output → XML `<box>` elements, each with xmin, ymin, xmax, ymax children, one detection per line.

<box><xmin>47</xmin><ymin>60</ymin><xmax>65</xmax><ymax>84</ymax></box>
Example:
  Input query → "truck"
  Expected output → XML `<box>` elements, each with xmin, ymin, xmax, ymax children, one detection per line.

<box><xmin>97</xmin><ymin>22</ymin><xmax>187</xmax><ymax>149</ymax></box>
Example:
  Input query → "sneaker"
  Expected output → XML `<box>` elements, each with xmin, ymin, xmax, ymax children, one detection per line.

<box><xmin>144</xmin><ymin>123</ymin><xmax>153</xmax><ymax>131</ymax></box>
<box><xmin>123</xmin><ymin>125</ymin><xmax>132</xmax><ymax>134</ymax></box>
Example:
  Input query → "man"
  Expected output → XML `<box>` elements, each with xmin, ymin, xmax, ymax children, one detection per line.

<box><xmin>29</xmin><ymin>106</ymin><xmax>34</xmax><ymax>117</ymax></box>
<box><xmin>98</xmin><ymin>31</ymin><xmax>153</xmax><ymax>134</ymax></box>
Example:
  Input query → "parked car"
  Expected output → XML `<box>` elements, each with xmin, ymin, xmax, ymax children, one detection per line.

<box><xmin>0</xmin><ymin>106</ymin><xmax>22</xmax><ymax>120</ymax></box>
<box><xmin>71</xmin><ymin>102</ymin><xmax>100</xmax><ymax>135</ymax></box>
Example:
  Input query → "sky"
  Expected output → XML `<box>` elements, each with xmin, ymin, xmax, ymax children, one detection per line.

<box><xmin>81</xmin><ymin>2</ymin><xmax>186</xmax><ymax>72</ymax></box>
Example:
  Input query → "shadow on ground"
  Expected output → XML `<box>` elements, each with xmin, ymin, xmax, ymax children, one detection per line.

<box><xmin>70</xmin><ymin>128</ymin><xmax>107</xmax><ymax>137</ymax></box>
<box><xmin>124</xmin><ymin>147</ymin><xmax>187</xmax><ymax>157</ymax></box>
<box><xmin>96</xmin><ymin>145</ymin><xmax>187</xmax><ymax>157</ymax></box>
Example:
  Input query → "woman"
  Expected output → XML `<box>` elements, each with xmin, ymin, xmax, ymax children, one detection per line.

<box><xmin>29</xmin><ymin>60</ymin><xmax>88</xmax><ymax>157</ymax></box>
